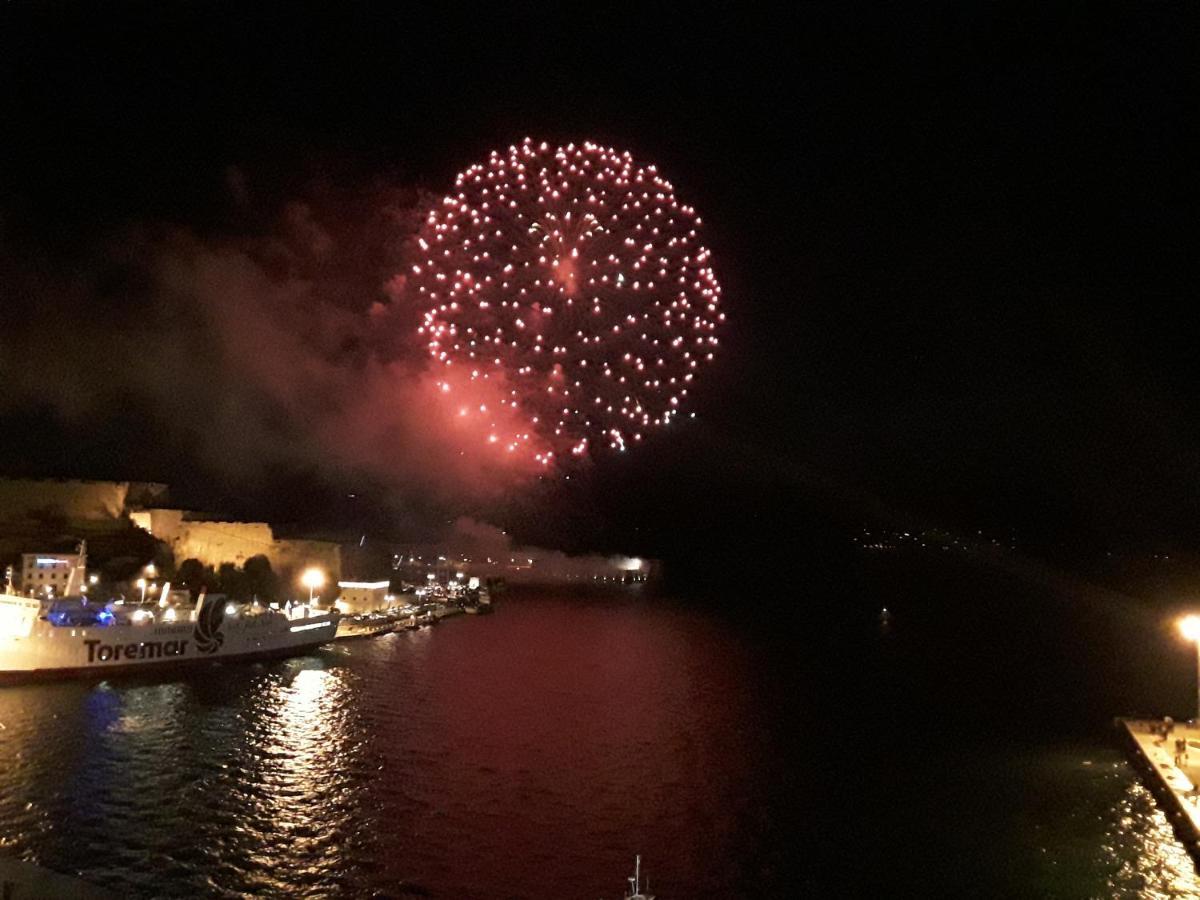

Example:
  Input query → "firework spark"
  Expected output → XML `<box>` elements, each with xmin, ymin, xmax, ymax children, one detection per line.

<box><xmin>412</xmin><ymin>138</ymin><xmax>724</xmax><ymax>467</ymax></box>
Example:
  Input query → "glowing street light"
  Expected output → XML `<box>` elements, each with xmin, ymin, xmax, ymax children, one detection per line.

<box><xmin>301</xmin><ymin>568</ymin><xmax>325</xmax><ymax>604</ymax></box>
<box><xmin>1179</xmin><ymin>614</ymin><xmax>1200</xmax><ymax>720</ymax></box>
<box><xmin>136</xmin><ymin>577</ymin><xmax>147</xmax><ymax>603</ymax></box>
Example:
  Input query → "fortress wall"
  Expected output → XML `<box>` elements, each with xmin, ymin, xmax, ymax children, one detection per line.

<box><xmin>168</xmin><ymin>522</ymin><xmax>341</xmax><ymax>582</ymax></box>
<box><xmin>0</xmin><ymin>479</ymin><xmax>131</xmax><ymax>522</ymax></box>
<box><xmin>130</xmin><ymin>508</ymin><xmax>185</xmax><ymax>544</ymax></box>
<box><xmin>172</xmin><ymin>521</ymin><xmax>276</xmax><ymax>569</ymax></box>
<box><xmin>0</xmin><ymin>480</ymin><xmax>341</xmax><ymax>585</ymax></box>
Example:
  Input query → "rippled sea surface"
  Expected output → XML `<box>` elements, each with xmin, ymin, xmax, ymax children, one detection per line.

<box><xmin>2</xmin><ymin>585</ymin><xmax>1200</xmax><ymax>897</ymax></box>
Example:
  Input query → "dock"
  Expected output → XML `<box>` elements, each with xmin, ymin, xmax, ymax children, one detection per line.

<box><xmin>1118</xmin><ymin>717</ymin><xmax>1200</xmax><ymax>858</ymax></box>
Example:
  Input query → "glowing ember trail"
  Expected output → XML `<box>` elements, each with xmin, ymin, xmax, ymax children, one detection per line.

<box><xmin>412</xmin><ymin>138</ymin><xmax>724</xmax><ymax>468</ymax></box>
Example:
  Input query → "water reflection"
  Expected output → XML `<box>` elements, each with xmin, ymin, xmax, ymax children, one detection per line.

<box><xmin>6</xmin><ymin>597</ymin><xmax>1200</xmax><ymax>896</ymax></box>
<box><xmin>1107</xmin><ymin>779</ymin><xmax>1200</xmax><ymax>897</ymax></box>
<box><xmin>205</xmin><ymin>663</ymin><xmax>373</xmax><ymax>896</ymax></box>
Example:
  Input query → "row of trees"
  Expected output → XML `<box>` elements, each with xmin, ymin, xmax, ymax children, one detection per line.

<box><xmin>176</xmin><ymin>554</ymin><xmax>284</xmax><ymax>603</ymax></box>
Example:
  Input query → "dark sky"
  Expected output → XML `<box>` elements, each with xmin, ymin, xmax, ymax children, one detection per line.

<box><xmin>0</xmin><ymin>3</ymin><xmax>1194</xmax><ymax>568</ymax></box>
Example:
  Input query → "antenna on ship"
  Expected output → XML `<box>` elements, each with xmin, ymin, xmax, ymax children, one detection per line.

<box><xmin>65</xmin><ymin>540</ymin><xmax>87</xmax><ymax>597</ymax></box>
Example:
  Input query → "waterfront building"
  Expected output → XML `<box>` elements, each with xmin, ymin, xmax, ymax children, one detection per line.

<box><xmin>336</xmin><ymin>580</ymin><xmax>393</xmax><ymax>614</ymax></box>
<box><xmin>19</xmin><ymin>553</ymin><xmax>84</xmax><ymax>596</ymax></box>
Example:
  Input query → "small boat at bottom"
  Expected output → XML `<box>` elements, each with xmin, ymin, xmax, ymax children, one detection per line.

<box><xmin>617</xmin><ymin>855</ymin><xmax>654</xmax><ymax>900</ymax></box>
<box><xmin>335</xmin><ymin>614</ymin><xmax>396</xmax><ymax>641</ymax></box>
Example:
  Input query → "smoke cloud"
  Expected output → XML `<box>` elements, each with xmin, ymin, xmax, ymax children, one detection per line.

<box><xmin>438</xmin><ymin>517</ymin><xmax>647</xmax><ymax>582</ymax></box>
<box><xmin>0</xmin><ymin>175</ymin><xmax>547</xmax><ymax>516</ymax></box>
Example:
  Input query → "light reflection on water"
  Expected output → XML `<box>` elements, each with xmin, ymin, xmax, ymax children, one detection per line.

<box><xmin>1106</xmin><ymin>778</ymin><xmax>1200</xmax><ymax>898</ymax></box>
<box><xmin>3</xmin><ymin>596</ymin><xmax>1200</xmax><ymax>896</ymax></box>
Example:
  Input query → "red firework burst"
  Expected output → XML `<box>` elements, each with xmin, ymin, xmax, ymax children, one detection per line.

<box><xmin>412</xmin><ymin>138</ymin><xmax>723</xmax><ymax>467</ymax></box>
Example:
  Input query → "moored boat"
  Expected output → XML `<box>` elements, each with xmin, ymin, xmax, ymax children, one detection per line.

<box><xmin>463</xmin><ymin>586</ymin><xmax>493</xmax><ymax>614</ymax></box>
<box><xmin>0</xmin><ymin>546</ymin><xmax>339</xmax><ymax>684</ymax></box>
<box><xmin>335</xmin><ymin>614</ymin><xmax>396</xmax><ymax>641</ymax></box>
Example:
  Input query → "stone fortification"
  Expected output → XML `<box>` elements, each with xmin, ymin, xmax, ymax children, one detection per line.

<box><xmin>132</xmin><ymin>511</ymin><xmax>341</xmax><ymax>580</ymax></box>
<box><xmin>0</xmin><ymin>479</ymin><xmax>168</xmax><ymax>523</ymax></box>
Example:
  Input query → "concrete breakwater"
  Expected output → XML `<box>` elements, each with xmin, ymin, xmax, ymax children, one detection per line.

<box><xmin>1118</xmin><ymin>718</ymin><xmax>1200</xmax><ymax>860</ymax></box>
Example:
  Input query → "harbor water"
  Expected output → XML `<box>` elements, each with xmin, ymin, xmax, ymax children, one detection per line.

<box><xmin>2</xmin><ymin>579</ymin><xmax>1200</xmax><ymax>897</ymax></box>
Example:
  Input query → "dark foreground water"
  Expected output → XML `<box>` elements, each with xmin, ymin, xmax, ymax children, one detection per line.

<box><xmin>3</xmin><ymin>577</ymin><xmax>1200</xmax><ymax>897</ymax></box>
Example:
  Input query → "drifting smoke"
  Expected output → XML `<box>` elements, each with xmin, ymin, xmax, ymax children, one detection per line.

<box><xmin>431</xmin><ymin>517</ymin><xmax>649</xmax><ymax>583</ymax></box>
<box><xmin>0</xmin><ymin>143</ymin><xmax>722</xmax><ymax>531</ymax></box>
<box><xmin>0</xmin><ymin>176</ymin><xmax>537</xmax><ymax>505</ymax></box>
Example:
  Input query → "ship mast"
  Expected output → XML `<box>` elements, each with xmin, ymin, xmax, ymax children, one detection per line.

<box><xmin>63</xmin><ymin>540</ymin><xmax>87</xmax><ymax>597</ymax></box>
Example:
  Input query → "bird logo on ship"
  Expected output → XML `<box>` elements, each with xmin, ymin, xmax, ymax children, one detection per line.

<box><xmin>193</xmin><ymin>594</ymin><xmax>226</xmax><ymax>654</ymax></box>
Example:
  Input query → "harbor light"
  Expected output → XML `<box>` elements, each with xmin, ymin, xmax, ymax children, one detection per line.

<box><xmin>301</xmin><ymin>567</ymin><xmax>326</xmax><ymax>604</ymax></box>
<box><xmin>1179</xmin><ymin>614</ymin><xmax>1200</xmax><ymax>720</ymax></box>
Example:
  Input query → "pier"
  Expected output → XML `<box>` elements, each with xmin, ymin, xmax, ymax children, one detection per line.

<box><xmin>1118</xmin><ymin>718</ymin><xmax>1200</xmax><ymax>860</ymax></box>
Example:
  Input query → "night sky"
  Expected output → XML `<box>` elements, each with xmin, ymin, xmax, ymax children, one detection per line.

<box><xmin>0</xmin><ymin>3</ymin><xmax>1193</xmax><ymax>576</ymax></box>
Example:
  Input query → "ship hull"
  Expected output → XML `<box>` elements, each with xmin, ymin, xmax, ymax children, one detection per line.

<box><xmin>0</xmin><ymin>604</ymin><xmax>339</xmax><ymax>685</ymax></box>
<box><xmin>0</xmin><ymin>638</ymin><xmax>332</xmax><ymax>685</ymax></box>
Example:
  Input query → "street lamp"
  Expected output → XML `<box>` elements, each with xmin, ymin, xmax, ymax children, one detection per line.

<box><xmin>301</xmin><ymin>568</ymin><xmax>325</xmax><ymax>605</ymax></box>
<box><xmin>1179</xmin><ymin>614</ymin><xmax>1200</xmax><ymax>720</ymax></box>
<box><xmin>136</xmin><ymin>578</ymin><xmax>147</xmax><ymax>603</ymax></box>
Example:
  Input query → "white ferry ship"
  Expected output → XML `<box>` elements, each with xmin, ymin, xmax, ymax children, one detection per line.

<box><xmin>0</xmin><ymin>546</ymin><xmax>339</xmax><ymax>684</ymax></box>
